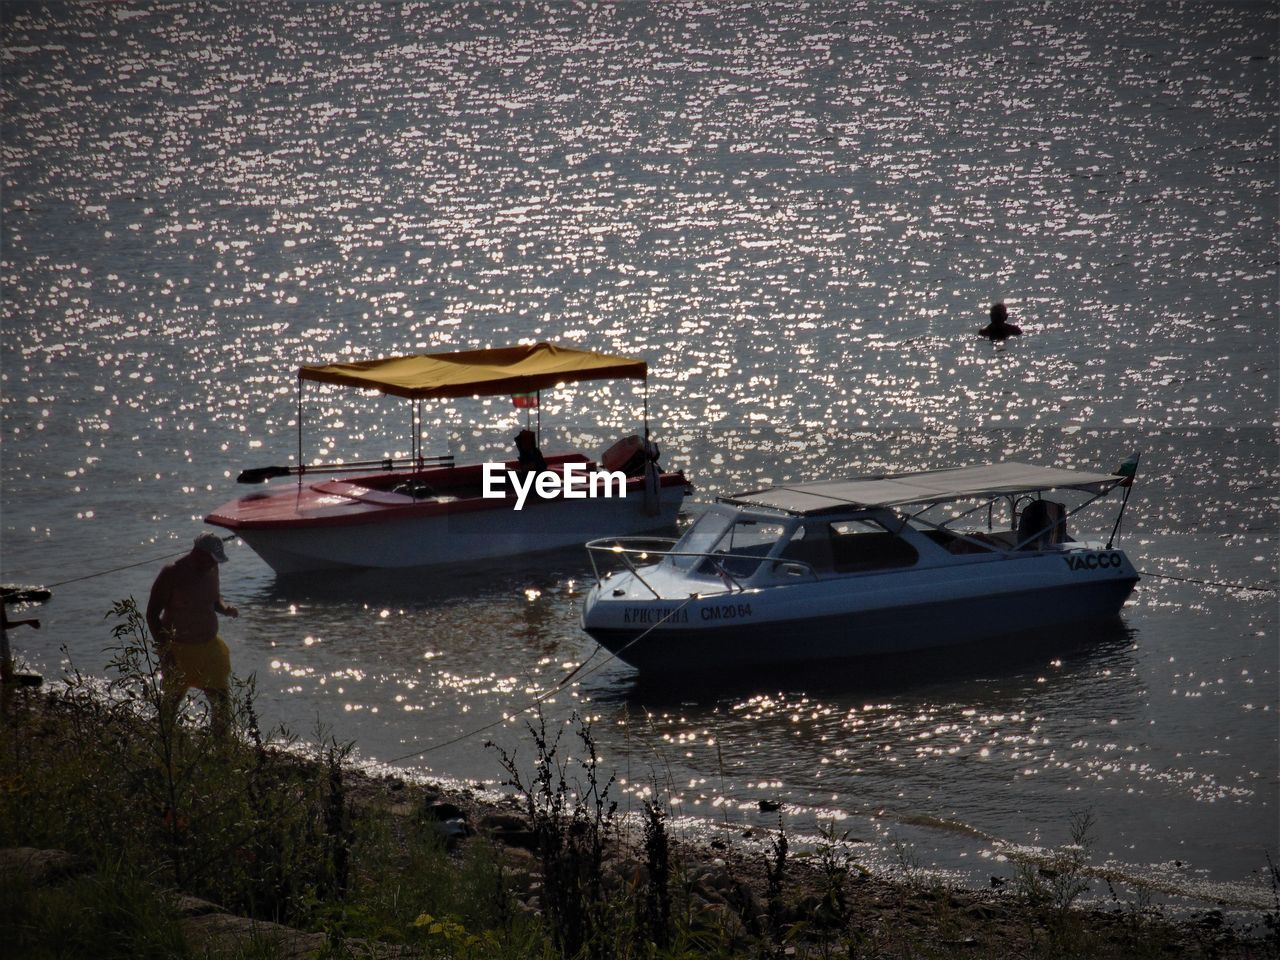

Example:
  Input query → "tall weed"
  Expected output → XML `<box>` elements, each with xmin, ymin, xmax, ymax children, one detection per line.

<box><xmin>0</xmin><ymin>598</ymin><xmax>354</xmax><ymax>927</ymax></box>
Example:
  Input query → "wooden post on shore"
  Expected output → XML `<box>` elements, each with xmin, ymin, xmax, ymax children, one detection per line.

<box><xmin>1</xmin><ymin>586</ymin><xmax>49</xmax><ymax>703</ymax></box>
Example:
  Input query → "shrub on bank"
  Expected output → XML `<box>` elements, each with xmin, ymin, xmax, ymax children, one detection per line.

<box><xmin>1</xmin><ymin>599</ymin><xmax>1274</xmax><ymax>959</ymax></box>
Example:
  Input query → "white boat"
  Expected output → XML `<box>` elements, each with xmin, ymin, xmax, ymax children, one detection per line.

<box><xmin>206</xmin><ymin>342</ymin><xmax>690</xmax><ymax>574</ymax></box>
<box><xmin>581</xmin><ymin>459</ymin><xmax>1141</xmax><ymax>672</ymax></box>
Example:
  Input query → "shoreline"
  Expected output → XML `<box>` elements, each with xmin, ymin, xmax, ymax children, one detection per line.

<box><xmin>4</xmin><ymin>679</ymin><xmax>1275</xmax><ymax>959</ymax></box>
<box><xmin>347</xmin><ymin>754</ymin><xmax>1278</xmax><ymax>919</ymax></box>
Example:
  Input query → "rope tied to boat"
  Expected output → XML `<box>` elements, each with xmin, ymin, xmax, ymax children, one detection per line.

<box><xmin>382</xmin><ymin>591</ymin><xmax>702</xmax><ymax>764</ymax></box>
<box><xmin>8</xmin><ymin>544</ymin><xmax>1274</xmax><ymax>765</ymax></box>
<box><xmin>1136</xmin><ymin>570</ymin><xmax>1275</xmax><ymax>593</ymax></box>
<box><xmin>25</xmin><ymin>534</ymin><xmax>241</xmax><ymax>590</ymax></box>
<box><xmin>29</xmin><ymin>546</ymin><xmax>1275</xmax><ymax>598</ymax></box>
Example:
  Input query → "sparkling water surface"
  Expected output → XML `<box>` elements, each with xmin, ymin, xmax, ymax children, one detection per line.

<box><xmin>2</xmin><ymin>1</ymin><xmax>1276</xmax><ymax>910</ymax></box>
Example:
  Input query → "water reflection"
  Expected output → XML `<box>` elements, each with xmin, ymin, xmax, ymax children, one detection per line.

<box><xmin>571</xmin><ymin>620</ymin><xmax>1153</xmax><ymax>894</ymax></box>
<box><xmin>598</xmin><ymin>619</ymin><xmax>1137</xmax><ymax>708</ymax></box>
<box><xmin>248</xmin><ymin>544</ymin><xmax>594</xmax><ymax>608</ymax></box>
<box><xmin>1</xmin><ymin>0</ymin><xmax>1274</xmax><ymax>902</ymax></box>
<box><xmin>586</xmin><ymin>621</ymin><xmax>1145</xmax><ymax>820</ymax></box>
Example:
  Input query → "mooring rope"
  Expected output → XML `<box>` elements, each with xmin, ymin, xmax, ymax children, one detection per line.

<box><xmin>24</xmin><ymin>534</ymin><xmax>240</xmax><ymax>590</ymax></box>
<box><xmin>377</xmin><ymin>564</ymin><xmax>1277</xmax><ymax>764</ymax></box>
<box><xmin>8</xmin><ymin>539</ymin><xmax>1274</xmax><ymax>765</ymax></box>
<box><xmin>382</xmin><ymin>592</ymin><xmax>702</xmax><ymax>764</ymax></box>
<box><xmin>27</xmin><ymin>551</ymin><xmax>1274</xmax><ymax>598</ymax></box>
<box><xmin>1137</xmin><ymin>569</ymin><xmax>1275</xmax><ymax>593</ymax></box>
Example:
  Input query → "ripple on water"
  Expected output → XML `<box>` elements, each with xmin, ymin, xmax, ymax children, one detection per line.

<box><xmin>1</xmin><ymin>0</ymin><xmax>1275</xmax><ymax>906</ymax></box>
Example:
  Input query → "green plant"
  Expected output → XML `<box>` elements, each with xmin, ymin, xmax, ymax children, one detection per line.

<box><xmin>3</xmin><ymin>600</ymin><xmax>359</xmax><ymax>929</ymax></box>
<box><xmin>889</xmin><ymin>833</ymin><xmax>924</xmax><ymax>890</ymax></box>
<box><xmin>813</xmin><ymin>822</ymin><xmax>852</xmax><ymax>935</ymax></box>
<box><xmin>1012</xmin><ymin>807</ymin><xmax>1097</xmax><ymax>955</ymax></box>
<box><xmin>101</xmin><ymin>597</ymin><xmax>206</xmax><ymax>888</ymax></box>
<box><xmin>640</xmin><ymin>794</ymin><xmax>673</xmax><ymax>950</ymax></box>
<box><xmin>412</xmin><ymin>912</ymin><xmax>499</xmax><ymax>957</ymax></box>
<box><xmin>0</xmin><ymin>858</ymin><xmax>191</xmax><ymax>960</ymax></box>
<box><xmin>764</xmin><ymin>818</ymin><xmax>789</xmax><ymax>952</ymax></box>
<box><xmin>1018</xmin><ymin>809</ymin><xmax>1094</xmax><ymax>915</ymax></box>
<box><xmin>489</xmin><ymin>709</ymin><xmax>620</xmax><ymax>960</ymax></box>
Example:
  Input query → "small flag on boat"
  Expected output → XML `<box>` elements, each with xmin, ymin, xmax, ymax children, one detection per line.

<box><xmin>511</xmin><ymin>392</ymin><xmax>539</xmax><ymax>409</ymax></box>
<box><xmin>1112</xmin><ymin>452</ymin><xmax>1140</xmax><ymax>486</ymax></box>
<box><xmin>713</xmin><ymin>560</ymin><xmax>736</xmax><ymax>592</ymax></box>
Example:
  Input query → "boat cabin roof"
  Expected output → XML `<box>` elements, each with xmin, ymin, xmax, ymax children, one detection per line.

<box><xmin>719</xmin><ymin>462</ymin><xmax>1121</xmax><ymax>516</ymax></box>
<box><xmin>299</xmin><ymin>341</ymin><xmax>647</xmax><ymax>400</ymax></box>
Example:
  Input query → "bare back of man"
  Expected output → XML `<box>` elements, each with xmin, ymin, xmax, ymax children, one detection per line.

<box><xmin>147</xmin><ymin>534</ymin><xmax>237</xmax><ymax>736</ymax></box>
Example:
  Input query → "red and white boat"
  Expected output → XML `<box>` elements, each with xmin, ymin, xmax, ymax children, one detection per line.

<box><xmin>205</xmin><ymin>343</ymin><xmax>690</xmax><ymax>574</ymax></box>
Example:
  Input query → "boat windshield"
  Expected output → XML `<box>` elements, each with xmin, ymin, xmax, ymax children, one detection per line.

<box><xmin>670</xmin><ymin>514</ymin><xmax>788</xmax><ymax>583</ymax></box>
<box><xmin>670</xmin><ymin>510</ymin><xmax>735</xmax><ymax>570</ymax></box>
<box><xmin>692</xmin><ymin>515</ymin><xmax>789</xmax><ymax>579</ymax></box>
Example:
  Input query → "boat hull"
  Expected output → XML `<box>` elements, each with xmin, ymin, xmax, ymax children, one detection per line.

<box><xmin>236</xmin><ymin>492</ymin><xmax>684</xmax><ymax>574</ymax></box>
<box><xmin>207</xmin><ymin>456</ymin><xmax>688</xmax><ymax>574</ymax></box>
<box><xmin>582</xmin><ymin>556</ymin><xmax>1139</xmax><ymax>672</ymax></box>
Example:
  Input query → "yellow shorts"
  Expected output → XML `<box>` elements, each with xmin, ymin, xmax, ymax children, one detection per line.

<box><xmin>162</xmin><ymin>635</ymin><xmax>231</xmax><ymax>695</ymax></box>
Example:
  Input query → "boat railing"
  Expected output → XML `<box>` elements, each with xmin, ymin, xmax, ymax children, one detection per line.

<box><xmin>585</xmin><ymin>537</ymin><xmax>820</xmax><ymax>599</ymax></box>
<box><xmin>238</xmin><ymin>455</ymin><xmax>455</xmax><ymax>485</ymax></box>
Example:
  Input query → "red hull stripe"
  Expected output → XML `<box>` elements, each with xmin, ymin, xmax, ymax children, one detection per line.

<box><xmin>205</xmin><ymin>456</ymin><xmax>687</xmax><ymax>531</ymax></box>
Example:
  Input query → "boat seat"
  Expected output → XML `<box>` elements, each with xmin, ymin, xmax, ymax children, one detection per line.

<box><xmin>1017</xmin><ymin>500</ymin><xmax>1069</xmax><ymax>549</ymax></box>
<box><xmin>829</xmin><ymin>531</ymin><xmax>918</xmax><ymax>573</ymax></box>
<box><xmin>310</xmin><ymin>481</ymin><xmax>456</xmax><ymax>506</ymax></box>
<box><xmin>391</xmin><ymin>478</ymin><xmax>436</xmax><ymax>500</ymax></box>
<box><xmin>778</xmin><ymin>536</ymin><xmax>833</xmax><ymax>572</ymax></box>
<box><xmin>709</xmin><ymin>542</ymin><xmax>776</xmax><ymax>578</ymax></box>
<box><xmin>936</xmin><ymin>530</ymin><xmax>1002</xmax><ymax>554</ymax></box>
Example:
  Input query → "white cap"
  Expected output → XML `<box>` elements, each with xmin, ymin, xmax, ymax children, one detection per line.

<box><xmin>193</xmin><ymin>532</ymin><xmax>228</xmax><ymax>563</ymax></box>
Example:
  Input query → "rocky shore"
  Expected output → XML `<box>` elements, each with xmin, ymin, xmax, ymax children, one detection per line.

<box><xmin>3</xmin><ymin>682</ymin><xmax>1276</xmax><ymax>959</ymax></box>
<box><xmin>340</xmin><ymin>765</ymin><xmax>1278</xmax><ymax>959</ymax></box>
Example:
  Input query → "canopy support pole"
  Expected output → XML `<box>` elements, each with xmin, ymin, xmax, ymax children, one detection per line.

<box><xmin>642</xmin><ymin>377</ymin><xmax>650</xmax><ymax>441</ymax></box>
<box><xmin>296</xmin><ymin>376</ymin><xmax>304</xmax><ymax>484</ymax></box>
<box><xmin>1106</xmin><ymin>486</ymin><xmax>1132</xmax><ymax>549</ymax></box>
<box><xmin>1106</xmin><ymin>453</ymin><xmax>1140</xmax><ymax>549</ymax></box>
<box><xmin>536</xmin><ymin>391</ymin><xmax>542</xmax><ymax>445</ymax></box>
<box><xmin>411</xmin><ymin>399</ymin><xmax>420</xmax><ymax>467</ymax></box>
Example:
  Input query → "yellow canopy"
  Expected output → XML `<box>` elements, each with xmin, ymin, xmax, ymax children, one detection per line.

<box><xmin>299</xmin><ymin>342</ymin><xmax>648</xmax><ymax>400</ymax></box>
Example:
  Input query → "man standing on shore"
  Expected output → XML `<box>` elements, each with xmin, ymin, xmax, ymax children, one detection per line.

<box><xmin>146</xmin><ymin>533</ymin><xmax>238</xmax><ymax>736</ymax></box>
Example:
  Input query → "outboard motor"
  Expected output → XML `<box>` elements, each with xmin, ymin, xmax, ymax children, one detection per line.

<box><xmin>602</xmin><ymin>434</ymin><xmax>660</xmax><ymax>478</ymax></box>
<box><xmin>602</xmin><ymin>434</ymin><xmax>664</xmax><ymax>515</ymax></box>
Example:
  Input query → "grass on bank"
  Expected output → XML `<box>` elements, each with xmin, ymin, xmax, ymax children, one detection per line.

<box><xmin>0</xmin><ymin>598</ymin><xmax>1275</xmax><ymax>959</ymax></box>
